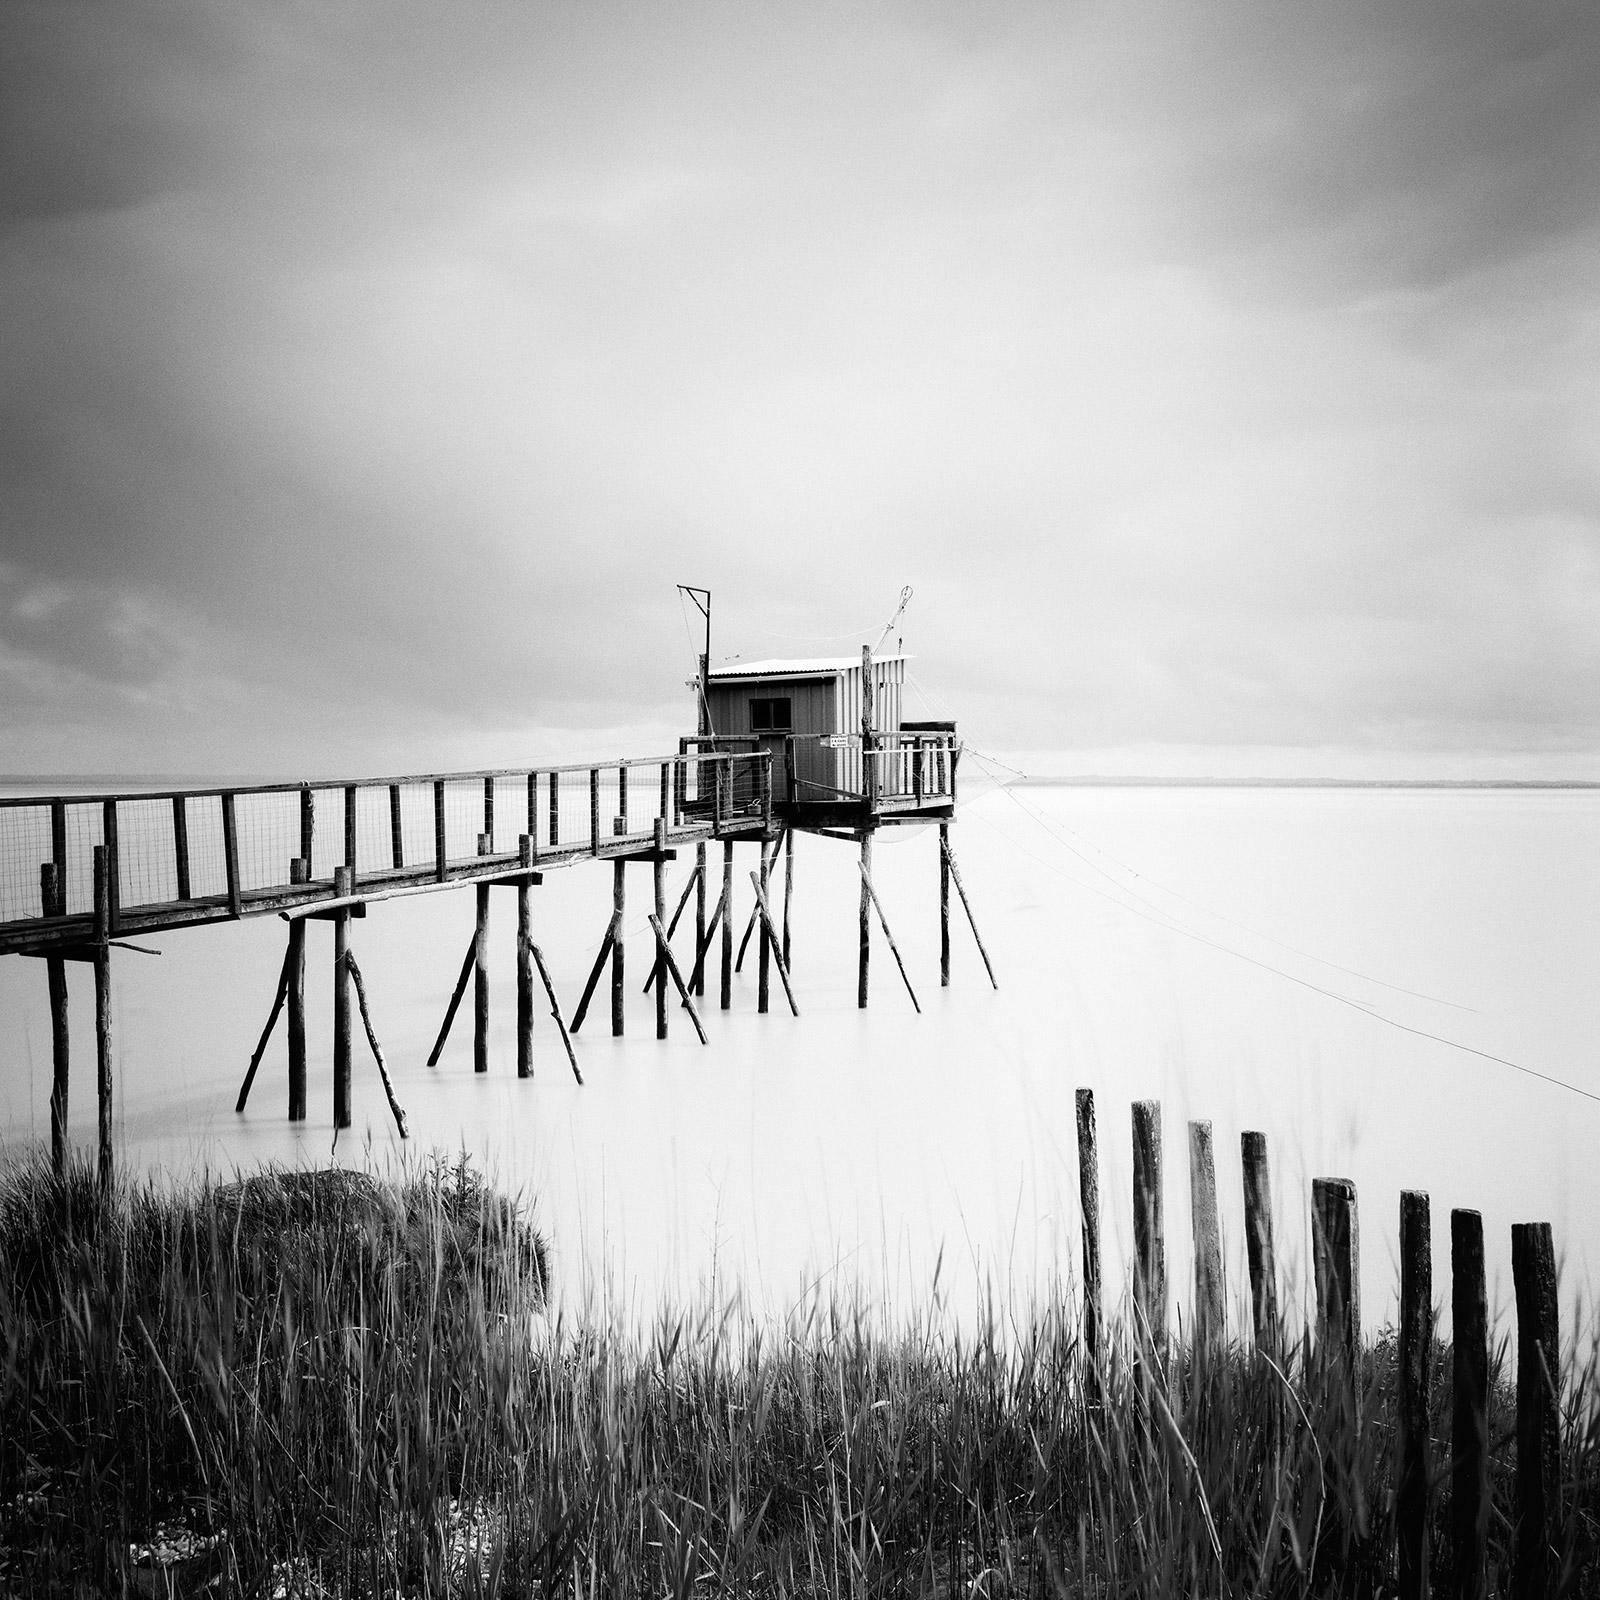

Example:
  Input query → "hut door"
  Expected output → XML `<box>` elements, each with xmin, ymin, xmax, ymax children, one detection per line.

<box><xmin>749</xmin><ymin>695</ymin><xmax>794</xmax><ymax>794</ymax></box>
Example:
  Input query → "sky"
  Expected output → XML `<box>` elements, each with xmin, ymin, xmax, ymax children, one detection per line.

<box><xmin>2</xmin><ymin>1</ymin><xmax>1598</xmax><ymax>780</ymax></box>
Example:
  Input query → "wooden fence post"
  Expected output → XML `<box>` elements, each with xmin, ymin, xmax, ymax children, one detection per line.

<box><xmin>1452</xmin><ymin>1208</ymin><xmax>1488</xmax><ymax>1600</ymax></box>
<box><xmin>1132</xmin><ymin>1100</ymin><xmax>1165</xmax><ymax>1349</ymax></box>
<box><xmin>1398</xmin><ymin>1190</ymin><xmax>1432</xmax><ymax>1600</ymax></box>
<box><xmin>1188</xmin><ymin>1120</ymin><xmax>1224</xmax><ymax>1350</ymax></box>
<box><xmin>1242</xmin><ymin>1131</ymin><xmax>1278</xmax><ymax>1350</ymax></box>
<box><xmin>288</xmin><ymin>858</ymin><xmax>308</xmax><ymax>1119</ymax></box>
<box><xmin>1312</xmin><ymin>1178</ymin><xmax>1359</xmax><ymax>1385</ymax></box>
<box><xmin>1512</xmin><ymin>1221</ymin><xmax>1560</xmax><ymax>1600</ymax></box>
<box><xmin>1076</xmin><ymin>1088</ymin><xmax>1101</xmax><ymax>1389</ymax></box>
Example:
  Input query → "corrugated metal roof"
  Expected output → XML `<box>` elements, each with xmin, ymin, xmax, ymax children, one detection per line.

<box><xmin>708</xmin><ymin>654</ymin><xmax>908</xmax><ymax>680</ymax></box>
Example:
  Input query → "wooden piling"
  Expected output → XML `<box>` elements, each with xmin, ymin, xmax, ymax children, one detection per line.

<box><xmin>942</xmin><ymin>836</ymin><xmax>997</xmax><ymax>990</ymax></box>
<box><xmin>758</xmin><ymin>834</ymin><xmax>771</xmax><ymax>1015</ymax></box>
<box><xmin>858</xmin><ymin>829</ymin><xmax>872</xmax><ymax>1009</ymax></box>
<box><xmin>530</xmin><ymin>944</ymin><xmax>583</xmax><ymax>1083</ymax></box>
<box><xmin>939</xmin><ymin>821</ymin><xmax>950</xmax><ymax>987</ymax></box>
<box><xmin>747</xmin><ymin>871</ymin><xmax>800</xmax><ymax>1017</ymax></box>
<box><xmin>1076</xmin><ymin>1088</ymin><xmax>1101</xmax><ymax>1384</ymax></box>
<box><xmin>783</xmin><ymin>826</ymin><xmax>793</xmax><ymax>969</ymax></box>
<box><xmin>517</xmin><ymin>835</ymin><xmax>534</xmax><ymax>1079</ymax></box>
<box><xmin>1397</xmin><ymin>1190</ymin><xmax>1432</xmax><ymax>1600</ymax></box>
<box><xmin>1132</xmin><ymin>1100</ymin><xmax>1165</xmax><ymax>1347</ymax></box>
<box><xmin>612</xmin><ymin>821</ymin><xmax>626</xmax><ymax>1037</ymax></box>
<box><xmin>655</xmin><ymin>819</ymin><xmax>669</xmax><ymax>1039</ymax></box>
<box><xmin>1512</xmin><ymin>1221</ymin><xmax>1560</xmax><ymax>1600</ymax></box>
<box><xmin>333</xmin><ymin>864</ymin><xmax>352</xmax><ymax>1129</ymax></box>
<box><xmin>475</xmin><ymin>832</ymin><xmax>491</xmax><ymax>1073</ymax></box>
<box><xmin>345</xmin><ymin>950</ymin><xmax>408</xmax><ymax>1139</ymax></box>
<box><xmin>1452</xmin><ymin>1208</ymin><xmax>1489</xmax><ymax>1600</ymax></box>
<box><xmin>92</xmin><ymin>845</ymin><xmax>113</xmax><ymax>1187</ymax></box>
<box><xmin>693</xmin><ymin>841</ymin><xmax>707</xmax><ymax>996</ymax></box>
<box><xmin>1312</xmin><ymin>1177</ymin><xmax>1359</xmax><ymax>1374</ymax></box>
<box><xmin>647</xmin><ymin>914</ymin><xmax>709</xmax><ymax>1043</ymax></box>
<box><xmin>1188</xmin><ymin>1120</ymin><xmax>1223</xmax><ymax>1349</ymax></box>
<box><xmin>720</xmin><ymin>840</ymin><xmax>734</xmax><ymax>1011</ymax></box>
<box><xmin>288</xmin><ymin>858</ymin><xmax>308</xmax><ymax>1120</ymax></box>
<box><xmin>858</xmin><ymin>859</ymin><xmax>920</xmax><ymax>1013</ymax></box>
<box><xmin>41</xmin><ymin>863</ymin><xmax>68</xmax><ymax>1174</ymax></box>
<box><xmin>237</xmin><ymin>942</ymin><xmax>292</xmax><ymax>1113</ymax></box>
<box><xmin>1241</xmin><ymin>1131</ymin><xmax>1277</xmax><ymax>1350</ymax></box>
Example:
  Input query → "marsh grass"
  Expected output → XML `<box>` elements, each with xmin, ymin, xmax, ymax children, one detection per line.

<box><xmin>3</xmin><ymin>1161</ymin><xmax>1598</xmax><ymax>1597</ymax></box>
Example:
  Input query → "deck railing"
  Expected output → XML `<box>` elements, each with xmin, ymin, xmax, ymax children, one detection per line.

<box><xmin>0</xmin><ymin>750</ymin><xmax>771</xmax><ymax>941</ymax></box>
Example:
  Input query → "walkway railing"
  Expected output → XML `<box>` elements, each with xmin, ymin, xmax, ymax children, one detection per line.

<box><xmin>0</xmin><ymin>750</ymin><xmax>772</xmax><ymax>949</ymax></box>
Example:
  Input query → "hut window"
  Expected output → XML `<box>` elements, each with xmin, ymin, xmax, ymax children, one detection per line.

<box><xmin>750</xmin><ymin>696</ymin><xmax>792</xmax><ymax>732</ymax></box>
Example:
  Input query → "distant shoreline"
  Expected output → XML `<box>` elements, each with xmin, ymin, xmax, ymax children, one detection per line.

<box><xmin>1006</xmin><ymin>775</ymin><xmax>1600</xmax><ymax>789</ymax></box>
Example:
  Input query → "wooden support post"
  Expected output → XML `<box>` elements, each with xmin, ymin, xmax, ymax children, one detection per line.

<box><xmin>1312</xmin><ymin>1177</ymin><xmax>1359</xmax><ymax>1382</ymax></box>
<box><xmin>236</xmin><ymin>940</ymin><xmax>293</xmax><ymax>1113</ymax></box>
<box><xmin>642</xmin><ymin>860</ymin><xmax>704</xmax><ymax>993</ymax></box>
<box><xmin>343</xmin><ymin>784</ymin><xmax>357</xmax><ymax>884</ymax></box>
<box><xmin>434</xmin><ymin>779</ymin><xmax>447</xmax><ymax>882</ymax></box>
<box><xmin>173</xmin><ymin>795</ymin><xmax>191</xmax><ymax>901</ymax></box>
<box><xmin>221</xmin><ymin>792</ymin><xmax>240</xmax><ymax>917</ymax></box>
<box><xmin>757</xmin><ymin>834</ymin><xmax>772</xmax><ymax>1015</ymax></box>
<box><xmin>517</xmin><ymin>836</ymin><xmax>534</xmax><ymax>1079</ymax></box>
<box><xmin>92</xmin><ymin>845</ymin><xmax>113</xmax><ymax>1188</ymax></box>
<box><xmin>939</xmin><ymin>821</ymin><xmax>950</xmax><ymax>987</ymax></box>
<box><xmin>1076</xmin><ymin>1088</ymin><xmax>1101</xmax><ymax>1389</ymax></box>
<box><xmin>857</xmin><ymin>858</ymin><xmax>920</xmax><ymax>1013</ymax></box>
<box><xmin>333</xmin><ymin>864</ymin><xmax>352</xmax><ymax>1129</ymax></box>
<box><xmin>693</xmin><ymin>841</ymin><xmax>707</xmax><ymax>996</ymax></box>
<box><xmin>1242</xmin><ymin>1131</ymin><xmax>1278</xmax><ymax>1350</ymax></box>
<box><xmin>102</xmin><ymin>799</ymin><xmax>120</xmax><ymax>935</ymax></box>
<box><xmin>612</xmin><ymin>820</ymin><xmax>626</xmax><ymax>1037</ymax></box>
<box><xmin>647</xmin><ymin>915</ymin><xmax>709</xmax><ymax>1043</ymax></box>
<box><xmin>783</xmin><ymin>826</ymin><xmax>793</xmax><ymax>969</ymax></box>
<box><xmin>942</xmin><ymin>835</ymin><xmax>997</xmax><ymax>990</ymax></box>
<box><xmin>720</xmin><ymin>840</ymin><xmax>734</xmax><ymax>1011</ymax></box>
<box><xmin>475</xmin><ymin>833</ymin><xmax>491</xmax><ymax>1073</ymax></box>
<box><xmin>530</xmin><ymin>945</ymin><xmax>583</xmax><ymax>1082</ymax></box>
<box><xmin>1512</xmin><ymin>1221</ymin><xmax>1560</xmax><ymax>1600</ymax></box>
<box><xmin>345</xmin><ymin>951</ymin><xmax>409</xmax><ymax>1138</ymax></box>
<box><xmin>1132</xmin><ymin>1100</ymin><xmax>1165</xmax><ymax>1348</ymax></box>
<box><xmin>858</xmin><ymin>829</ymin><xmax>872</xmax><ymax>1009</ymax></box>
<box><xmin>569</xmin><ymin>918</ymin><xmax>617</xmax><ymax>1035</ymax></box>
<box><xmin>41</xmin><ymin>863</ymin><xmax>68</xmax><ymax>1174</ymax></box>
<box><xmin>747</xmin><ymin>871</ymin><xmax>800</xmax><ymax>1016</ymax></box>
<box><xmin>288</xmin><ymin>858</ymin><xmax>308</xmax><ymax>1119</ymax></box>
<box><xmin>1188</xmin><ymin>1120</ymin><xmax>1223</xmax><ymax>1350</ymax></box>
<box><xmin>389</xmin><ymin>784</ymin><xmax>404</xmax><ymax>869</ymax></box>
<box><xmin>1398</xmin><ymin>1190</ymin><xmax>1432</xmax><ymax>1600</ymax></box>
<box><xmin>654</xmin><ymin>818</ymin><xmax>669</xmax><ymax>1039</ymax></box>
<box><xmin>428</xmin><ymin>934</ymin><xmax>477</xmax><ymax>1062</ymax></box>
<box><xmin>1452</xmin><ymin>1209</ymin><xmax>1489</xmax><ymax>1600</ymax></box>
<box><xmin>300</xmin><ymin>787</ymin><xmax>316</xmax><ymax>877</ymax></box>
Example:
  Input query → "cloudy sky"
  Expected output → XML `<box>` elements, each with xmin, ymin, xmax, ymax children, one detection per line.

<box><xmin>2</xmin><ymin>1</ymin><xmax>1597</xmax><ymax>778</ymax></box>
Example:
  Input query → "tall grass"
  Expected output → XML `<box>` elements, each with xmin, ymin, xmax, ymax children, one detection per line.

<box><xmin>2</xmin><ymin>1159</ymin><xmax>1598</xmax><ymax>1596</ymax></box>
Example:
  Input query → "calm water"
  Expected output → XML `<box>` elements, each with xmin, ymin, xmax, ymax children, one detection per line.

<box><xmin>3</xmin><ymin>781</ymin><xmax>1597</xmax><ymax>1339</ymax></box>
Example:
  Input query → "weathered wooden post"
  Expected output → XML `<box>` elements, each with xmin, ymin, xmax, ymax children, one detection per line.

<box><xmin>694</xmin><ymin>840</ymin><xmax>707</xmax><ymax>996</ymax></box>
<box><xmin>783</xmin><ymin>825</ymin><xmax>794</xmax><ymax>970</ymax></box>
<box><xmin>612</xmin><ymin>819</ymin><xmax>626</xmax><ymax>1037</ymax></box>
<box><xmin>433</xmin><ymin>779</ymin><xmax>447</xmax><ymax>882</ymax></box>
<box><xmin>1397</xmin><ymin>1190</ymin><xmax>1432</xmax><ymax>1600</ymax></box>
<box><xmin>517</xmin><ymin>835</ymin><xmax>534</xmax><ymax>1078</ymax></box>
<box><xmin>1132</xmin><ymin>1100</ymin><xmax>1165</xmax><ymax>1349</ymax></box>
<box><xmin>939</xmin><ymin>821</ymin><xmax>951</xmax><ymax>987</ymax></box>
<box><xmin>333</xmin><ymin>864</ymin><xmax>352</xmax><ymax>1128</ymax></box>
<box><xmin>858</xmin><ymin>830</ymin><xmax>872</xmax><ymax>1009</ymax></box>
<box><xmin>1312</xmin><ymin>1177</ymin><xmax>1359</xmax><ymax>1387</ymax></box>
<box><xmin>654</xmin><ymin>818</ymin><xmax>669</xmax><ymax>1039</ymax></box>
<box><xmin>757</xmin><ymin>835</ymin><xmax>772</xmax><ymax>1015</ymax></box>
<box><xmin>1512</xmin><ymin>1221</ymin><xmax>1560</xmax><ymax>1600</ymax></box>
<box><xmin>1076</xmin><ymin>1088</ymin><xmax>1102</xmax><ymax>1390</ymax></box>
<box><xmin>1242</xmin><ymin>1131</ymin><xmax>1278</xmax><ymax>1349</ymax></box>
<box><xmin>41</xmin><ymin>863</ymin><xmax>69</xmax><ymax>1173</ymax></box>
<box><xmin>342</xmin><ymin>784</ymin><xmax>357</xmax><ymax>889</ymax></box>
<box><xmin>720</xmin><ymin>839</ymin><xmax>734</xmax><ymax>1011</ymax></box>
<box><xmin>1452</xmin><ymin>1208</ymin><xmax>1489</xmax><ymax>1600</ymax></box>
<box><xmin>288</xmin><ymin>857</ymin><xmax>309</xmax><ymax>1120</ymax></box>
<box><xmin>859</xmin><ymin>644</ymin><xmax>875</xmax><ymax>1010</ymax></box>
<box><xmin>475</xmin><ymin>831</ymin><xmax>492</xmax><ymax>1073</ymax></box>
<box><xmin>92</xmin><ymin>844</ymin><xmax>113</xmax><ymax>1187</ymax></box>
<box><xmin>1188</xmin><ymin>1120</ymin><xmax>1224</xmax><ymax>1350</ymax></box>
<box><xmin>173</xmin><ymin>794</ymin><xmax>192</xmax><ymax>900</ymax></box>
<box><xmin>389</xmin><ymin>783</ymin><xmax>404</xmax><ymax>869</ymax></box>
<box><xmin>300</xmin><ymin>786</ymin><xmax>315</xmax><ymax>879</ymax></box>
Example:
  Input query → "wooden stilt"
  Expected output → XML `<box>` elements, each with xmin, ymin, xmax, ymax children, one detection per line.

<box><xmin>92</xmin><ymin>846</ymin><xmax>113</xmax><ymax>1189</ymax></box>
<box><xmin>41</xmin><ymin>863</ymin><xmax>68</xmax><ymax>1174</ymax></box>
<box><xmin>474</xmin><ymin>832</ymin><xmax>491</xmax><ymax>1073</ymax></box>
<box><xmin>1188</xmin><ymin>1120</ymin><xmax>1224</xmax><ymax>1349</ymax></box>
<box><xmin>720</xmin><ymin>839</ymin><xmax>734</xmax><ymax>1010</ymax></box>
<box><xmin>570</xmin><ymin>917</ymin><xmax>618</xmax><ymax>1035</ymax></box>
<box><xmin>647</xmin><ymin>914</ymin><xmax>709</xmax><ymax>1043</ymax></box>
<box><xmin>686</xmin><ymin>884</ymin><xmax>728</xmax><ymax>1005</ymax></box>
<box><xmin>941</xmin><ymin>836</ymin><xmax>997</xmax><ymax>990</ymax></box>
<box><xmin>1513</xmin><ymin>1220</ymin><xmax>1560</xmax><ymax>1600</ymax></box>
<box><xmin>654</xmin><ymin>819</ymin><xmax>669</xmax><ymax>1040</ymax></box>
<box><xmin>857</xmin><ymin>859</ymin><xmax>919</xmax><ymax>1013</ymax></box>
<box><xmin>428</xmin><ymin>931</ymin><xmax>476</xmax><ymax>1065</ymax></box>
<box><xmin>747</xmin><ymin>871</ymin><xmax>800</xmax><ymax>1017</ymax></box>
<box><xmin>1242</xmin><ymin>1131</ymin><xmax>1277</xmax><ymax>1349</ymax></box>
<box><xmin>783</xmin><ymin>826</ymin><xmax>793</xmax><ymax>969</ymax></box>
<box><xmin>1076</xmin><ymin>1088</ymin><xmax>1101</xmax><ymax>1393</ymax></box>
<box><xmin>693</xmin><ymin>842</ymin><xmax>707</xmax><ymax>995</ymax></box>
<box><xmin>1397</xmin><ymin>1190</ymin><xmax>1431</xmax><ymax>1600</ymax></box>
<box><xmin>939</xmin><ymin>822</ymin><xmax>950</xmax><ymax>988</ymax></box>
<box><xmin>1452</xmin><ymin>1209</ymin><xmax>1489</xmax><ymax>1600</ymax></box>
<box><xmin>333</xmin><ymin>865</ymin><xmax>352</xmax><ymax>1130</ymax></box>
<box><xmin>288</xmin><ymin>858</ymin><xmax>308</xmax><ymax>1119</ymax></box>
<box><xmin>642</xmin><ymin>859</ymin><xmax>703</xmax><ymax>993</ymax></box>
<box><xmin>757</xmin><ymin>837</ymin><xmax>772</xmax><ymax>1014</ymax></box>
<box><xmin>736</xmin><ymin>833</ymin><xmax>782</xmax><ymax>974</ymax></box>
<box><xmin>236</xmin><ymin>941</ymin><xmax>294</xmax><ymax>1112</ymax></box>
<box><xmin>530</xmin><ymin>945</ymin><xmax>583</xmax><ymax>1083</ymax></box>
<box><xmin>1132</xmin><ymin>1099</ymin><xmax>1165</xmax><ymax>1350</ymax></box>
<box><xmin>516</xmin><ymin>836</ymin><xmax>534</xmax><ymax>1079</ymax></box>
<box><xmin>611</xmin><ymin>820</ymin><xmax>626</xmax><ymax>1037</ymax></box>
<box><xmin>345</xmin><ymin>950</ymin><xmax>408</xmax><ymax>1138</ymax></box>
<box><xmin>858</xmin><ymin>830</ymin><xmax>871</xmax><ymax>1009</ymax></box>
